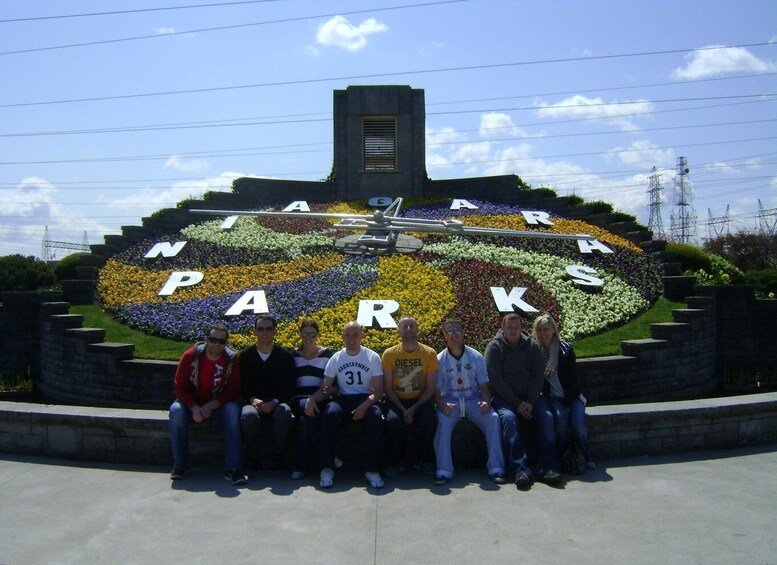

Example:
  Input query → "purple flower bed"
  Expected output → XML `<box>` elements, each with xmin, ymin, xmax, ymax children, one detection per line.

<box><xmin>112</xmin><ymin>257</ymin><xmax>378</xmax><ymax>341</ymax></box>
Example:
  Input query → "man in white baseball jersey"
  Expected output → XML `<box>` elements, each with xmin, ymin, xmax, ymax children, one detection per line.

<box><xmin>433</xmin><ymin>318</ymin><xmax>505</xmax><ymax>486</ymax></box>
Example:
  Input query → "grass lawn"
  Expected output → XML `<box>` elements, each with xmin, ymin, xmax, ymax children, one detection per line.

<box><xmin>573</xmin><ymin>297</ymin><xmax>686</xmax><ymax>357</ymax></box>
<box><xmin>70</xmin><ymin>304</ymin><xmax>191</xmax><ymax>361</ymax></box>
<box><xmin>69</xmin><ymin>297</ymin><xmax>686</xmax><ymax>361</ymax></box>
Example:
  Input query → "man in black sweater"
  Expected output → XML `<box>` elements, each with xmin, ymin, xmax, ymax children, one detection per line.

<box><xmin>239</xmin><ymin>314</ymin><xmax>297</xmax><ymax>471</ymax></box>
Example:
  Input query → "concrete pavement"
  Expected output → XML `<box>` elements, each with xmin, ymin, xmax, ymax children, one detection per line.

<box><xmin>1</xmin><ymin>445</ymin><xmax>776</xmax><ymax>564</ymax></box>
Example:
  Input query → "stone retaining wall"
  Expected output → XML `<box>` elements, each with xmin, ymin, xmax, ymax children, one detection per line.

<box><xmin>2</xmin><ymin>287</ymin><xmax>738</xmax><ymax>409</ymax></box>
<box><xmin>2</xmin><ymin>393</ymin><xmax>775</xmax><ymax>467</ymax></box>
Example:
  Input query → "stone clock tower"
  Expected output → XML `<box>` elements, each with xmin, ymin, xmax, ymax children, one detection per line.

<box><xmin>332</xmin><ymin>85</ymin><xmax>426</xmax><ymax>201</ymax></box>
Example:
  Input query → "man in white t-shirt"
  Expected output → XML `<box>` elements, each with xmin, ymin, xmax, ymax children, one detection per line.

<box><xmin>306</xmin><ymin>321</ymin><xmax>385</xmax><ymax>489</ymax></box>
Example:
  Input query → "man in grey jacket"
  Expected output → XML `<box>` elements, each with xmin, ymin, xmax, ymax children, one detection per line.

<box><xmin>485</xmin><ymin>312</ymin><xmax>561</xmax><ymax>488</ymax></box>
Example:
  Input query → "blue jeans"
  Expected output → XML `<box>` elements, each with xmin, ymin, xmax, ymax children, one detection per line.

<box><xmin>491</xmin><ymin>396</ymin><xmax>531</xmax><ymax>475</ymax></box>
<box><xmin>168</xmin><ymin>400</ymin><xmax>242</xmax><ymax>471</ymax></box>
<box><xmin>534</xmin><ymin>396</ymin><xmax>568</xmax><ymax>474</ymax></box>
<box><xmin>568</xmin><ymin>398</ymin><xmax>592</xmax><ymax>462</ymax></box>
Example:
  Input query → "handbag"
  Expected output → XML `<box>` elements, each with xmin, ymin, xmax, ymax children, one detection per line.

<box><xmin>560</xmin><ymin>441</ymin><xmax>586</xmax><ymax>475</ymax></box>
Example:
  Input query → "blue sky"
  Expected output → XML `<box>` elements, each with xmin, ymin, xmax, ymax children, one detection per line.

<box><xmin>2</xmin><ymin>0</ymin><xmax>776</xmax><ymax>258</ymax></box>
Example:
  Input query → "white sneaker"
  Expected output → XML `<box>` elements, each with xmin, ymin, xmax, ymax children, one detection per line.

<box><xmin>364</xmin><ymin>471</ymin><xmax>384</xmax><ymax>489</ymax></box>
<box><xmin>319</xmin><ymin>468</ymin><xmax>334</xmax><ymax>488</ymax></box>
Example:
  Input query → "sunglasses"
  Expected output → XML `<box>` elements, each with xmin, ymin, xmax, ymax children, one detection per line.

<box><xmin>444</xmin><ymin>328</ymin><xmax>463</xmax><ymax>334</ymax></box>
<box><xmin>255</xmin><ymin>326</ymin><xmax>275</xmax><ymax>332</ymax></box>
<box><xmin>300</xmin><ymin>331</ymin><xmax>318</xmax><ymax>338</ymax></box>
<box><xmin>207</xmin><ymin>336</ymin><xmax>227</xmax><ymax>344</ymax></box>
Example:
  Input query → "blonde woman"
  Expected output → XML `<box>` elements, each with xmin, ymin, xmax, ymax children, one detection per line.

<box><xmin>532</xmin><ymin>314</ymin><xmax>595</xmax><ymax>472</ymax></box>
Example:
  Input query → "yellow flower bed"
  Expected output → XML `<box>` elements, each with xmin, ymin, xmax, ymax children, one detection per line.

<box><xmin>98</xmin><ymin>253</ymin><xmax>343</xmax><ymax>308</ymax></box>
<box><xmin>552</xmin><ymin>219</ymin><xmax>642</xmax><ymax>252</ymax></box>
<box><xmin>271</xmin><ymin>254</ymin><xmax>455</xmax><ymax>352</ymax></box>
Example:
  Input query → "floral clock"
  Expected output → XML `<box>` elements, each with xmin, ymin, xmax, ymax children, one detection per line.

<box><xmin>97</xmin><ymin>198</ymin><xmax>661</xmax><ymax>354</ymax></box>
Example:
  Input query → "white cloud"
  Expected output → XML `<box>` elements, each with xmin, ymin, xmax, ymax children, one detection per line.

<box><xmin>154</xmin><ymin>27</ymin><xmax>175</xmax><ymax>35</ymax></box>
<box><xmin>535</xmin><ymin>95</ymin><xmax>653</xmax><ymax>131</ymax></box>
<box><xmin>572</xmin><ymin>48</ymin><xmax>593</xmax><ymax>58</ymax></box>
<box><xmin>105</xmin><ymin>171</ymin><xmax>240</xmax><ymax>212</ymax></box>
<box><xmin>425</xmin><ymin>133</ymin><xmax>658</xmax><ymax>221</ymax></box>
<box><xmin>606</xmin><ymin>139</ymin><xmax>675</xmax><ymax>169</ymax></box>
<box><xmin>315</xmin><ymin>15</ymin><xmax>388</xmax><ymax>52</ymax></box>
<box><xmin>479</xmin><ymin>113</ymin><xmax>529</xmax><ymax>139</ymax></box>
<box><xmin>426</xmin><ymin>126</ymin><xmax>465</xmax><ymax>146</ymax></box>
<box><xmin>450</xmin><ymin>142</ymin><xmax>493</xmax><ymax>165</ymax></box>
<box><xmin>1</xmin><ymin>177</ymin><xmax>109</xmax><ymax>259</ymax></box>
<box><xmin>673</xmin><ymin>45</ymin><xmax>777</xmax><ymax>80</ymax></box>
<box><xmin>706</xmin><ymin>161</ymin><xmax>737</xmax><ymax>174</ymax></box>
<box><xmin>164</xmin><ymin>155</ymin><xmax>210</xmax><ymax>173</ymax></box>
<box><xmin>419</xmin><ymin>41</ymin><xmax>445</xmax><ymax>55</ymax></box>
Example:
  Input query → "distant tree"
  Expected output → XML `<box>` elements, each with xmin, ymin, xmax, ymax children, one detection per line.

<box><xmin>0</xmin><ymin>254</ymin><xmax>56</xmax><ymax>292</ymax></box>
<box><xmin>703</xmin><ymin>232</ymin><xmax>777</xmax><ymax>271</ymax></box>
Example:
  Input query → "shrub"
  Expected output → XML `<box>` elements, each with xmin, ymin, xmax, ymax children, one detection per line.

<box><xmin>532</xmin><ymin>187</ymin><xmax>557</xmax><ymax>197</ymax></box>
<box><xmin>744</xmin><ymin>268</ymin><xmax>777</xmax><ymax>297</ymax></box>
<box><xmin>0</xmin><ymin>254</ymin><xmax>56</xmax><ymax>292</ymax></box>
<box><xmin>54</xmin><ymin>253</ymin><xmax>88</xmax><ymax>281</ymax></box>
<box><xmin>587</xmin><ymin>201</ymin><xmax>614</xmax><ymax>214</ymax></box>
<box><xmin>666</xmin><ymin>242</ymin><xmax>712</xmax><ymax>273</ymax></box>
<box><xmin>696</xmin><ymin>254</ymin><xmax>745</xmax><ymax>286</ymax></box>
<box><xmin>610</xmin><ymin>212</ymin><xmax>637</xmax><ymax>223</ymax></box>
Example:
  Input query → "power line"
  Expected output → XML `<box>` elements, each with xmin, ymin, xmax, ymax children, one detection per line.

<box><xmin>1</xmin><ymin>42</ymin><xmax>772</xmax><ymax>107</ymax></box>
<box><xmin>4</xmin><ymin>95</ymin><xmax>776</xmax><ymax>139</ymax></box>
<box><xmin>0</xmin><ymin>0</ymin><xmax>279</xmax><ymax>23</ymax></box>
<box><xmin>426</xmin><ymin>72</ymin><xmax>777</xmax><ymax>107</ymax></box>
<box><xmin>0</xmin><ymin>0</ymin><xmax>469</xmax><ymax>56</ymax></box>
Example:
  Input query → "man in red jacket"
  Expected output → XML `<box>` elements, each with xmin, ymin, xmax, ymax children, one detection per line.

<box><xmin>169</xmin><ymin>323</ymin><xmax>246</xmax><ymax>484</ymax></box>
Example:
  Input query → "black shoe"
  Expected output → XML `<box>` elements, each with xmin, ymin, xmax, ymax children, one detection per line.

<box><xmin>170</xmin><ymin>468</ymin><xmax>187</xmax><ymax>481</ymax></box>
<box><xmin>433</xmin><ymin>475</ymin><xmax>451</xmax><ymax>486</ymax></box>
<box><xmin>490</xmin><ymin>473</ymin><xmax>506</xmax><ymax>485</ymax></box>
<box><xmin>514</xmin><ymin>471</ymin><xmax>533</xmax><ymax>489</ymax></box>
<box><xmin>413</xmin><ymin>461</ymin><xmax>435</xmax><ymax>476</ymax></box>
<box><xmin>537</xmin><ymin>469</ymin><xmax>563</xmax><ymax>486</ymax></box>
<box><xmin>225</xmin><ymin>469</ymin><xmax>248</xmax><ymax>485</ymax></box>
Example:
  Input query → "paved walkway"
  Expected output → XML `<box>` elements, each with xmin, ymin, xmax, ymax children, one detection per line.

<box><xmin>1</xmin><ymin>445</ymin><xmax>776</xmax><ymax>564</ymax></box>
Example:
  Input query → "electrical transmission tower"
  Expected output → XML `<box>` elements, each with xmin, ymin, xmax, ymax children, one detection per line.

<box><xmin>646</xmin><ymin>166</ymin><xmax>666</xmax><ymax>240</ymax></box>
<box><xmin>41</xmin><ymin>226</ymin><xmax>90</xmax><ymax>261</ymax></box>
<box><xmin>670</xmin><ymin>156</ymin><xmax>697</xmax><ymax>244</ymax></box>
<box><xmin>707</xmin><ymin>205</ymin><xmax>732</xmax><ymax>240</ymax></box>
<box><xmin>757</xmin><ymin>199</ymin><xmax>777</xmax><ymax>236</ymax></box>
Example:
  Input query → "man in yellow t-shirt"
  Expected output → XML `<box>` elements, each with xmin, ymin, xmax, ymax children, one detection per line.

<box><xmin>381</xmin><ymin>316</ymin><xmax>439</xmax><ymax>476</ymax></box>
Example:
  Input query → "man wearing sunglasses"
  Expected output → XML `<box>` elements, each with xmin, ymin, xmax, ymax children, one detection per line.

<box><xmin>169</xmin><ymin>323</ymin><xmax>246</xmax><ymax>485</ymax></box>
<box><xmin>238</xmin><ymin>314</ymin><xmax>296</xmax><ymax>472</ymax></box>
<box><xmin>432</xmin><ymin>318</ymin><xmax>505</xmax><ymax>486</ymax></box>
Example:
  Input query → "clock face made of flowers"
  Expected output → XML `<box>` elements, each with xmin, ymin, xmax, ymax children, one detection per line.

<box><xmin>98</xmin><ymin>197</ymin><xmax>662</xmax><ymax>353</ymax></box>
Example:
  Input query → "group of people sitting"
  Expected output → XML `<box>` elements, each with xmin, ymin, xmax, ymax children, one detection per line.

<box><xmin>168</xmin><ymin>311</ymin><xmax>595</xmax><ymax>489</ymax></box>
